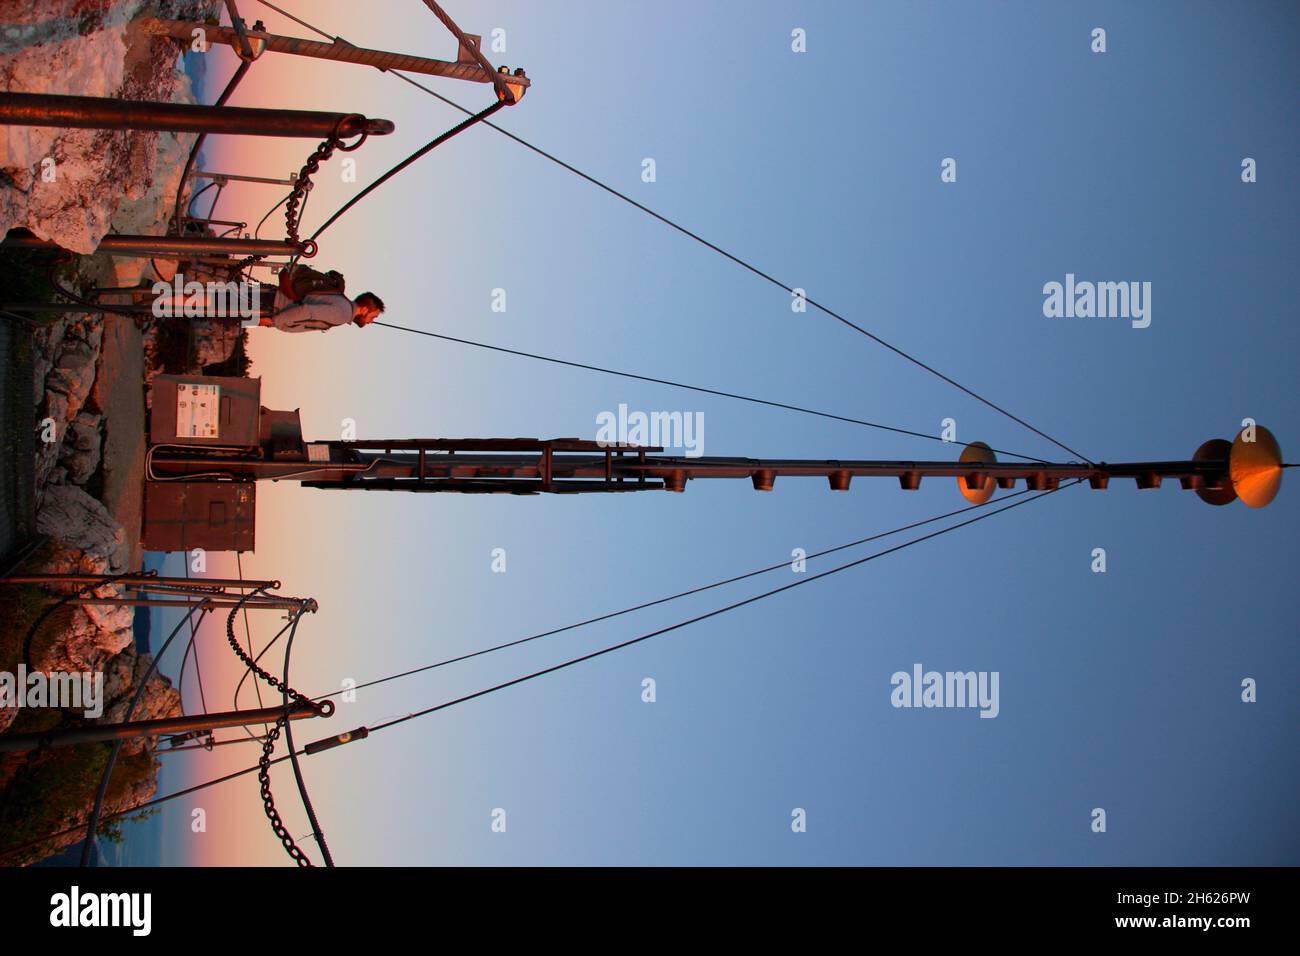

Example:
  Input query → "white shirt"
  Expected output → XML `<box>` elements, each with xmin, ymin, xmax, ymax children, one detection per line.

<box><xmin>271</xmin><ymin>290</ymin><xmax>354</xmax><ymax>332</ymax></box>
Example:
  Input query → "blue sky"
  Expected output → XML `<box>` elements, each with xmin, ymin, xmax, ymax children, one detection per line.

<box><xmin>131</xmin><ymin>0</ymin><xmax>1297</xmax><ymax>865</ymax></box>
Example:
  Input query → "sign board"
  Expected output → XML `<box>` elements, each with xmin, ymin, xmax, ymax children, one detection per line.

<box><xmin>175</xmin><ymin>383</ymin><xmax>221</xmax><ymax>439</ymax></box>
<box><xmin>150</xmin><ymin>375</ymin><xmax>261</xmax><ymax>448</ymax></box>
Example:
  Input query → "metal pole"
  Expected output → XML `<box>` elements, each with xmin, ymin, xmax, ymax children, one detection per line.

<box><xmin>159</xmin><ymin>735</ymin><xmax>269</xmax><ymax>754</ymax></box>
<box><xmin>180</xmin><ymin>217</ymin><xmax>247</xmax><ymax>231</ymax></box>
<box><xmin>140</xmin><ymin>18</ymin><xmax>529</xmax><ymax>90</ymax></box>
<box><xmin>146</xmin><ymin>436</ymin><xmax>1242</xmax><ymax>498</ymax></box>
<box><xmin>0</xmin><ymin>701</ymin><xmax>328</xmax><ymax>753</ymax></box>
<box><xmin>197</xmin><ymin>258</ymin><xmax>291</xmax><ymax>271</ymax></box>
<box><xmin>1</xmin><ymin>232</ymin><xmax>308</xmax><ymax>258</ymax></box>
<box><xmin>301</xmin><ymin>443</ymin><xmax>1231</xmax><ymax>489</ymax></box>
<box><xmin>1</xmin><ymin>300</ymin><xmax>265</xmax><ymax>315</ymax></box>
<box><xmin>0</xmin><ymin>303</ymin><xmax>154</xmax><ymax>314</ymax></box>
<box><xmin>0</xmin><ymin>92</ymin><xmax>394</xmax><ymax>138</ymax></box>
<box><xmin>0</xmin><ymin>573</ymin><xmax>279</xmax><ymax>588</ymax></box>
<box><xmin>59</xmin><ymin>596</ymin><xmax>309</xmax><ymax>610</ymax></box>
<box><xmin>192</xmin><ymin>170</ymin><xmax>297</xmax><ymax>186</ymax></box>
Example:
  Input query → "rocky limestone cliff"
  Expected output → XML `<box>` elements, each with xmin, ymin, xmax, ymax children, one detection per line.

<box><xmin>0</xmin><ymin>0</ymin><xmax>223</xmax><ymax>863</ymax></box>
<box><xmin>0</xmin><ymin>0</ymin><xmax>215</xmax><ymax>255</ymax></box>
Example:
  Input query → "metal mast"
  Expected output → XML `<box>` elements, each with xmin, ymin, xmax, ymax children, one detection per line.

<box><xmin>145</xmin><ymin>430</ymin><xmax>1286</xmax><ymax>509</ymax></box>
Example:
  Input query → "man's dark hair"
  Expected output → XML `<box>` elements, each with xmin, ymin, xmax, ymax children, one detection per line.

<box><xmin>355</xmin><ymin>291</ymin><xmax>384</xmax><ymax>313</ymax></box>
<box><xmin>353</xmin><ymin>291</ymin><xmax>385</xmax><ymax>326</ymax></box>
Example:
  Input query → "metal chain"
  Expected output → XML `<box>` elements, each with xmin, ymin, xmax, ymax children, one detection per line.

<box><xmin>230</xmin><ymin>115</ymin><xmax>369</xmax><ymax>280</ymax></box>
<box><xmin>283</xmin><ymin>119</ymin><xmax>370</xmax><ymax>245</ymax></box>
<box><xmin>224</xmin><ymin>594</ymin><xmax>314</xmax><ymax>704</ymax></box>
<box><xmin>225</xmin><ymin>590</ymin><xmax>325</xmax><ymax>866</ymax></box>
<box><xmin>258</xmin><ymin>718</ymin><xmax>314</xmax><ymax>866</ymax></box>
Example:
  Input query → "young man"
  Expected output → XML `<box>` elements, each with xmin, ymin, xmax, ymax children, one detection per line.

<box><xmin>260</xmin><ymin>287</ymin><xmax>385</xmax><ymax>332</ymax></box>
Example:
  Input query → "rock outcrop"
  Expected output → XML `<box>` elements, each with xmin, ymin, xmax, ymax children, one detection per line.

<box><xmin>34</xmin><ymin>482</ymin><xmax>127</xmax><ymax>572</ymax></box>
<box><xmin>0</xmin><ymin>0</ymin><xmax>213</xmax><ymax>255</ymax></box>
<box><xmin>34</xmin><ymin>314</ymin><xmax>103</xmax><ymax>492</ymax></box>
<box><xmin>0</xmin><ymin>0</ymin><xmax>225</xmax><ymax>865</ymax></box>
<box><xmin>58</xmin><ymin>410</ymin><xmax>102</xmax><ymax>485</ymax></box>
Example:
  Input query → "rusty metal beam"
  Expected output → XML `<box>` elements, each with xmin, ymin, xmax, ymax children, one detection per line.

<box><xmin>1</xmin><ymin>232</ymin><xmax>307</xmax><ymax>258</ymax></box>
<box><xmin>192</xmin><ymin>170</ymin><xmax>297</xmax><ymax>186</ymax></box>
<box><xmin>58</xmin><ymin>596</ymin><xmax>307</xmax><ymax>609</ymax></box>
<box><xmin>144</xmin><ymin>438</ymin><xmax>1234</xmax><ymax>496</ymax></box>
<box><xmin>332</xmin><ymin>438</ymin><xmax>659</xmax><ymax>452</ymax></box>
<box><xmin>141</xmin><ymin>18</ymin><xmax>528</xmax><ymax>89</ymax></box>
<box><xmin>1</xmin><ymin>573</ymin><xmax>278</xmax><ymax>589</ymax></box>
<box><xmin>0</xmin><ymin>303</ymin><xmax>156</xmax><ymax>314</ymax></box>
<box><xmin>0</xmin><ymin>92</ymin><xmax>393</xmax><ymax>138</ymax></box>
<box><xmin>0</xmin><ymin>700</ymin><xmax>327</xmax><ymax>753</ymax></box>
<box><xmin>305</xmin><ymin>478</ymin><xmax>664</xmax><ymax>495</ymax></box>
